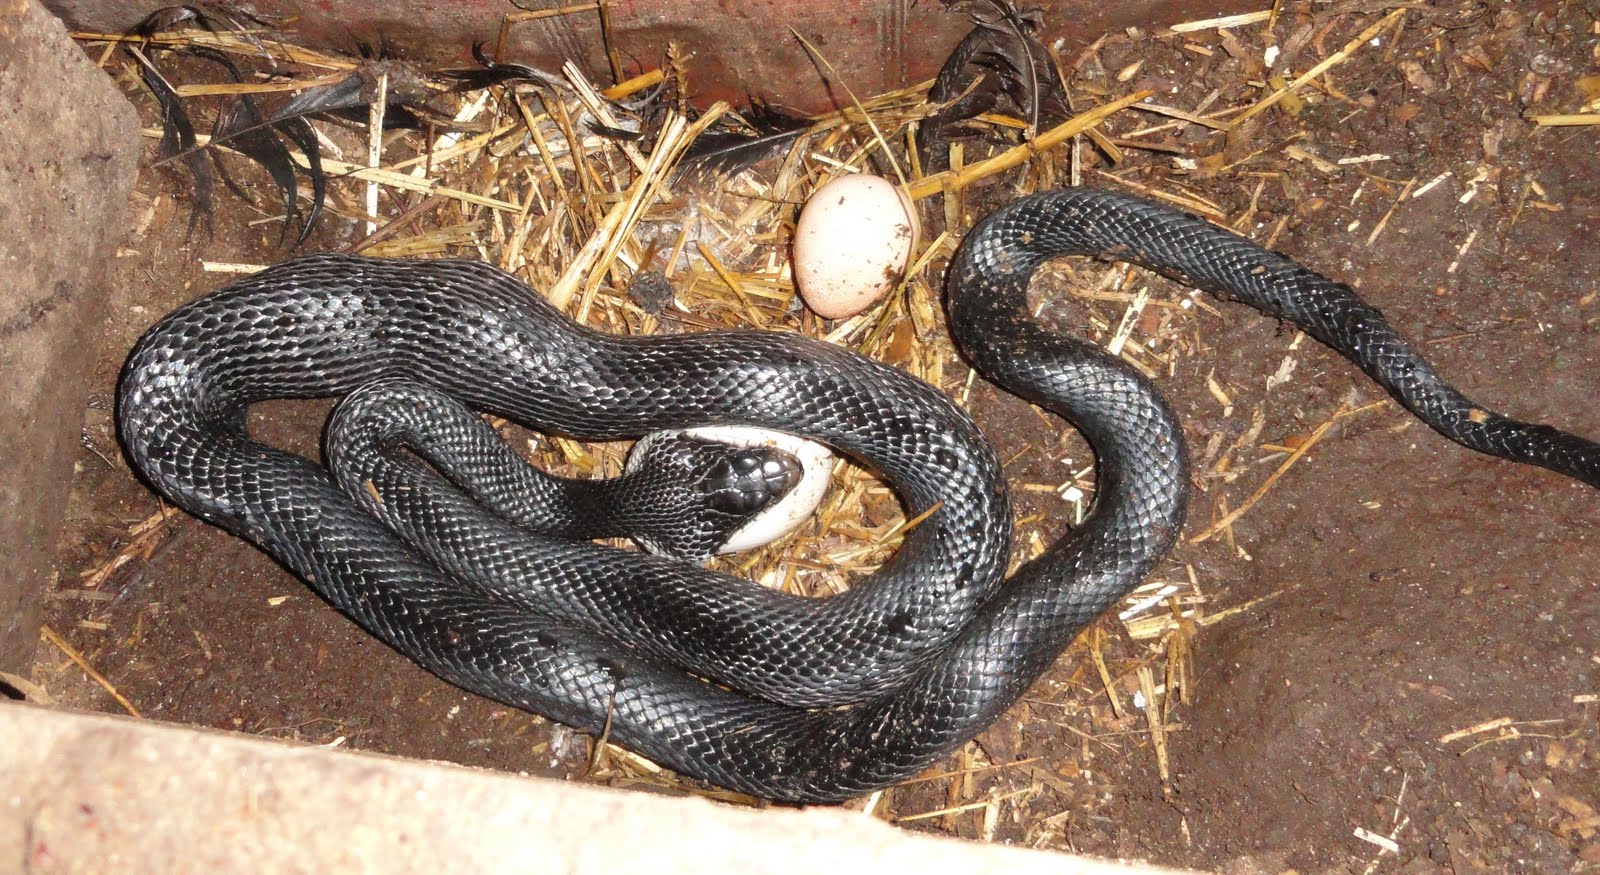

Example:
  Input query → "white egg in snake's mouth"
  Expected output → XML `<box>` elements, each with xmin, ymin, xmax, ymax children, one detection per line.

<box><xmin>627</xmin><ymin>425</ymin><xmax>835</xmax><ymax>556</ymax></box>
<box><xmin>792</xmin><ymin>174</ymin><xmax>918</xmax><ymax>319</ymax></box>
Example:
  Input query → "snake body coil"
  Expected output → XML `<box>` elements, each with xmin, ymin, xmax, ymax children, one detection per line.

<box><xmin>118</xmin><ymin>188</ymin><xmax>1600</xmax><ymax>802</ymax></box>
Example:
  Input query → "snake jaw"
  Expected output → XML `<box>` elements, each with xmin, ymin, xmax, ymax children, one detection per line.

<box><xmin>699</xmin><ymin>448</ymin><xmax>803</xmax><ymax>516</ymax></box>
<box><xmin>619</xmin><ymin>426</ymin><xmax>829</xmax><ymax>561</ymax></box>
<box><xmin>667</xmin><ymin>425</ymin><xmax>836</xmax><ymax>557</ymax></box>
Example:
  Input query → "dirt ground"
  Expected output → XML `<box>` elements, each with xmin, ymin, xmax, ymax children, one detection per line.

<box><xmin>34</xmin><ymin>4</ymin><xmax>1598</xmax><ymax>873</ymax></box>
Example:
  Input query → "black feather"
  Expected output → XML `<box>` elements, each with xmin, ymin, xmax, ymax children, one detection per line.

<box><xmin>271</xmin><ymin>116</ymin><xmax>325</xmax><ymax>250</ymax></box>
<box><xmin>917</xmin><ymin>0</ymin><xmax>1067</xmax><ymax>170</ymax></box>
<box><xmin>177</xmin><ymin>47</ymin><xmax>312</xmax><ymax>247</ymax></box>
<box><xmin>213</xmin><ymin>91</ymin><xmax>301</xmax><ymax>244</ymax></box>
<box><xmin>129</xmin><ymin>7</ymin><xmax>332</xmax><ymax>247</ymax></box>
<box><xmin>132</xmin><ymin>4</ymin><xmax>280</xmax><ymax>62</ymax></box>
<box><xmin>272</xmin><ymin>73</ymin><xmax>369</xmax><ymax>120</ymax></box>
<box><xmin>132</xmin><ymin>4</ymin><xmax>276</xmax><ymax>39</ymax></box>
<box><xmin>589</xmin><ymin>119</ymin><xmax>647</xmax><ymax>142</ymax></box>
<box><xmin>131</xmin><ymin>46</ymin><xmax>215</xmax><ymax>240</ymax></box>
<box><xmin>442</xmin><ymin>44</ymin><xmax>644</xmax><ymax>142</ymax></box>
<box><xmin>438</xmin><ymin>43</ymin><xmax>565</xmax><ymax>91</ymax></box>
<box><xmin>317</xmin><ymin>102</ymin><xmax>430</xmax><ymax>131</ymax></box>
<box><xmin>678</xmin><ymin>98</ymin><xmax>812</xmax><ymax>178</ymax></box>
<box><xmin>962</xmin><ymin>0</ymin><xmax>1046</xmax><ymax>132</ymax></box>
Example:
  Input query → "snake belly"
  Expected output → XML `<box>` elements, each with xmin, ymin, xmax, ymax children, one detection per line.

<box><xmin>117</xmin><ymin>187</ymin><xmax>1600</xmax><ymax>802</ymax></box>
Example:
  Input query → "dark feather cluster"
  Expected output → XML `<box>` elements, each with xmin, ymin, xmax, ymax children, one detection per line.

<box><xmin>916</xmin><ymin>0</ymin><xmax>1069</xmax><ymax>170</ymax></box>
<box><xmin>131</xmin><ymin>6</ymin><xmax>327</xmax><ymax>247</ymax></box>
<box><xmin>132</xmin><ymin>10</ymin><xmax>838</xmax><ymax>242</ymax></box>
<box><xmin>133</xmin><ymin>6</ymin><xmax>467</xmax><ymax>247</ymax></box>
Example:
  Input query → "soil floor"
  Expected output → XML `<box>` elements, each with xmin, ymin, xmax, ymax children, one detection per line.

<box><xmin>33</xmin><ymin>4</ymin><xmax>1599</xmax><ymax>873</ymax></box>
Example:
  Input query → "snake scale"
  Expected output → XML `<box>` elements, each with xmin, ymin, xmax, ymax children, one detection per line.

<box><xmin>118</xmin><ymin>187</ymin><xmax>1600</xmax><ymax>802</ymax></box>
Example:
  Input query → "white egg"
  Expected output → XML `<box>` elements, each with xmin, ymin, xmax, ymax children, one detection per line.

<box><xmin>792</xmin><ymin>174</ymin><xmax>918</xmax><ymax>319</ymax></box>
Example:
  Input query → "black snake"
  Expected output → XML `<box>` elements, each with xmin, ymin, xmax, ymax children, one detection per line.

<box><xmin>117</xmin><ymin>187</ymin><xmax>1600</xmax><ymax>802</ymax></box>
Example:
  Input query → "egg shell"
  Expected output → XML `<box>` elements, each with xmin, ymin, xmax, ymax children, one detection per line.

<box><xmin>792</xmin><ymin>174</ymin><xmax>917</xmax><ymax>319</ymax></box>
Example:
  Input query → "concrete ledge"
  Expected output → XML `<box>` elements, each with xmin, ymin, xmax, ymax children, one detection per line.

<box><xmin>0</xmin><ymin>705</ymin><xmax>1182</xmax><ymax>873</ymax></box>
<box><xmin>0</xmin><ymin>0</ymin><xmax>141</xmax><ymax>673</ymax></box>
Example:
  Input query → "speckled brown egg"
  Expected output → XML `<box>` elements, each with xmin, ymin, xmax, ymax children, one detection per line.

<box><xmin>791</xmin><ymin>174</ymin><xmax>918</xmax><ymax>319</ymax></box>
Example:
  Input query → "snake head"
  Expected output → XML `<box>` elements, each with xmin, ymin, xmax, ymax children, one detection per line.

<box><xmin>697</xmin><ymin>443</ymin><xmax>804</xmax><ymax>517</ymax></box>
<box><xmin>623</xmin><ymin>427</ymin><xmax>834</xmax><ymax>562</ymax></box>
